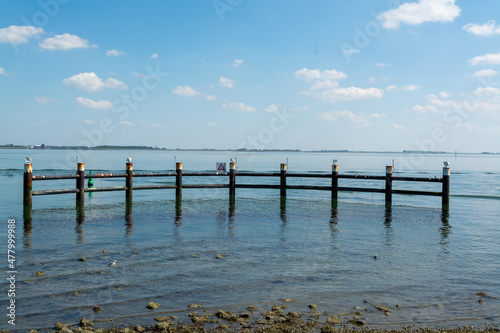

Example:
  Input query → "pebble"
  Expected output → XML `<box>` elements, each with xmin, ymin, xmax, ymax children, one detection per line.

<box><xmin>309</xmin><ymin>304</ymin><xmax>317</xmax><ymax>310</ymax></box>
<box><xmin>216</xmin><ymin>254</ymin><xmax>223</xmax><ymax>259</ymax></box>
<box><xmin>93</xmin><ymin>306</ymin><xmax>102</xmax><ymax>313</ymax></box>
<box><xmin>35</xmin><ymin>271</ymin><xmax>45</xmax><ymax>277</ymax></box>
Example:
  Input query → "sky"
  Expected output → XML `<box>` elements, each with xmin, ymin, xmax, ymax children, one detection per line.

<box><xmin>0</xmin><ymin>0</ymin><xmax>499</xmax><ymax>152</ymax></box>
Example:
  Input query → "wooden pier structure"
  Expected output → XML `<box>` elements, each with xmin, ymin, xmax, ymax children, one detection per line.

<box><xmin>22</xmin><ymin>158</ymin><xmax>451</xmax><ymax>218</ymax></box>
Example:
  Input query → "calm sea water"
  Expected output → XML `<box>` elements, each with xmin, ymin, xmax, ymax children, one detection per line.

<box><xmin>1</xmin><ymin>149</ymin><xmax>499</xmax><ymax>330</ymax></box>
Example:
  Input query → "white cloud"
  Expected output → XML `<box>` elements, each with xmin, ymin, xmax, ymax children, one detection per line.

<box><xmin>422</xmin><ymin>93</ymin><xmax>500</xmax><ymax>116</ymax></box>
<box><xmin>84</xmin><ymin>119</ymin><xmax>96</xmax><ymax>124</ymax></box>
<box><xmin>472</xmin><ymin>69</ymin><xmax>498</xmax><ymax>77</ymax></box>
<box><xmin>0</xmin><ymin>25</ymin><xmax>44</xmax><ymax>44</ymax></box>
<box><xmin>64</xmin><ymin>72</ymin><xmax>128</xmax><ymax>91</ymax></box>
<box><xmin>0</xmin><ymin>67</ymin><xmax>7</xmax><ymax>76</ymax></box>
<box><xmin>410</xmin><ymin>104</ymin><xmax>438</xmax><ymax>114</ymax></box>
<box><xmin>392</xmin><ymin>123</ymin><xmax>410</xmax><ymax>132</ymax></box>
<box><xmin>370</xmin><ymin>113</ymin><xmax>387</xmax><ymax>118</ymax></box>
<box><xmin>207</xmin><ymin>122</ymin><xmax>217</xmax><ymax>127</ymax></box>
<box><xmin>150</xmin><ymin>53</ymin><xmax>159</xmax><ymax>58</ymax></box>
<box><xmin>219</xmin><ymin>77</ymin><xmax>235</xmax><ymax>89</ymax></box>
<box><xmin>34</xmin><ymin>96</ymin><xmax>59</xmax><ymax>104</ymax></box>
<box><xmin>305</xmin><ymin>86</ymin><xmax>384</xmax><ymax>102</ymax></box>
<box><xmin>39</xmin><ymin>33</ymin><xmax>95</xmax><ymax>50</ymax></box>
<box><xmin>463</xmin><ymin>20</ymin><xmax>500</xmax><ymax>36</ymax></box>
<box><xmin>74</xmin><ymin>97</ymin><xmax>112</xmax><ymax>110</ymax></box>
<box><xmin>233</xmin><ymin>59</ymin><xmax>243</xmax><ymax>67</ymax></box>
<box><xmin>318</xmin><ymin>110</ymin><xmax>371</xmax><ymax>126</ymax></box>
<box><xmin>310</xmin><ymin>80</ymin><xmax>339</xmax><ymax>91</ymax></box>
<box><xmin>172</xmin><ymin>85</ymin><xmax>215</xmax><ymax>100</ymax></box>
<box><xmin>106</xmin><ymin>49</ymin><xmax>125</xmax><ymax>56</ymax></box>
<box><xmin>265</xmin><ymin>104</ymin><xmax>280</xmax><ymax>113</ymax></box>
<box><xmin>469</xmin><ymin>52</ymin><xmax>500</xmax><ymax>66</ymax></box>
<box><xmin>439</xmin><ymin>91</ymin><xmax>452</xmax><ymax>98</ymax></box>
<box><xmin>151</xmin><ymin>123</ymin><xmax>163</xmax><ymax>128</ymax></box>
<box><xmin>296</xmin><ymin>68</ymin><xmax>382</xmax><ymax>102</ymax></box>
<box><xmin>223</xmin><ymin>102</ymin><xmax>255</xmax><ymax>112</ymax></box>
<box><xmin>379</xmin><ymin>0</ymin><xmax>461</xmax><ymax>30</ymax></box>
<box><xmin>387</xmin><ymin>84</ymin><xmax>420</xmax><ymax>91</ymax></box>
<box><xmin>172</xmin><ymin>85</ymin><xmax>198</xmax><ymax>97</ymax></box>
<box><xmin>119</xmin><ymin>121</ymin><xmax>134</xmax><ymax>126</ymax></box>
<box><xmin>376</xmin><ymin>63</ymin><xmax>389</xmax><ymax>67</ymax></box>
<box><xmin>295</xmin><ymin>68</ymin><xmax>347</xmax><ymax>81</ymax></box>
<box><xmin>473</xmin><ymin>87</ymin><xmax>500</xmax><ymax>96</ymax></box>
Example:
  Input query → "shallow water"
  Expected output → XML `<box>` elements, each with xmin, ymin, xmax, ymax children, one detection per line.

<box><xmin>1</xmin><ymin>150</ymin><xmax>499</xmax><ymax>330</ymax></box>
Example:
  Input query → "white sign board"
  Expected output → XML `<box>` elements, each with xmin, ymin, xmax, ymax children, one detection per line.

<box><xmin>216</xmin><ymin>162</ymin><xmax>226</xmax><ymax>172</ymax></box>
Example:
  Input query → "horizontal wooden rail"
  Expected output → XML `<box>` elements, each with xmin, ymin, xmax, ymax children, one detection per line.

<box><xmin>22</xmin><ymin>160</ymin><xmax>451</xmax><ymax>217</ymax></box>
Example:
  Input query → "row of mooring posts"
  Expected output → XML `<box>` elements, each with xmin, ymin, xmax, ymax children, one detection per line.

<box><xmin>23</xmin><ymin>159</ymin><xmax>451</xmax><ymax>221</ymax></box>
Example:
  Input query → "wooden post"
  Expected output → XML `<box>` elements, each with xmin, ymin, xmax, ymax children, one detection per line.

<box><xmin>176</xmin><ymin>162</ymin><xmax>183</xmax><ymax>198</ymax></box>
<box><xmin>76</xmin><ymin>162</ymin><xmax>85</xmax><ymax>203</ymax></box>
<box><xmin>126</xmin><ymin>160</ymin><xmax>133</xmax><ymax>200</ymax></box>
<box><xmin>280</xmin><ymin>163</ymin><xmax>287</xmax><ymax>197</ymax></box>
<box><xmin>385</xmin><ymin>165</ymin><xmax>393</xmax><ymax>206</ymax></box>
<box><xmin>229</xmin><ymin>161</ymin><xmax>236</xmax><ymax>196</ymax></box>
<box><xmin>442</xmin><ymin>164</ymin><xmax>450</xmax><ymax>209</ymax></box>
<box><xmin>332</xmin><ymin>161</ymin><xmax>338</xmax><ymax>201</ymax></box>
<box><xmin>23</xmin><ymin>161</ymin><xmax>33</xmax><ymax>218</ymax></box>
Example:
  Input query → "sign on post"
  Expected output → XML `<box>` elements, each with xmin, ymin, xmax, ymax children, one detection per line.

<box><xmin>216</xmin><ymin>162</ymin><xmax>226</xmax><ymax>173</ymax></box>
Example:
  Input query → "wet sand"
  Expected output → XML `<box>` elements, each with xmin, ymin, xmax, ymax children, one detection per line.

<box><xmin>15</xmin><ymin>302</ymin><xmax>498</xmax><ymax>333</ymax></box>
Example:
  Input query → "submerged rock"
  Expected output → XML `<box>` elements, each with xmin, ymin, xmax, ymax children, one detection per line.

<box><xmin>35</xmin><ymin>271</ymin><xmax>45</xmax><ymax>277</ymax></box>
<box><xmin>93</xmin><ymin>306</ymin><xmax>102</xmax><ymax>313</ymax></box>
<box><xmin>188</xmin><ymin>304</ymin><xmax>202</xmax><ymax>308</ymax></box>
<box><xmin>309</xmin><ymin>304</ymin><xmax>317</xmax><ymax>310</ymax></box>
<box><xmin>146</xmin><ymin>301</ymin><xmax>160</xmax><ymax>310</ymax></box>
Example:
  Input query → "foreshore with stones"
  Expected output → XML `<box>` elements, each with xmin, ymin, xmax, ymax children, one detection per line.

<box><xmin>7</xmin><ymin>299</ymin><xmax>498</xmax><ymax>333</ymax></box>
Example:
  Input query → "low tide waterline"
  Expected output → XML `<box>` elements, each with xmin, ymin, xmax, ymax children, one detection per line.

<box><xmin>1</xmin><ymin>150</ymin><xmax>499</xmax><ymax>330</ymax></box>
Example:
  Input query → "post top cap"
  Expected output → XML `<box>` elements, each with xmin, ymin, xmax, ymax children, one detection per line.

<box><xmin>25</xmin><ymin>156</ymin><xmax>32</xmax><ymax>164</ymax></box>
<box><xmin>127</xmin><ymin>156</ymin><xmax>132</xmax><ymax>163</ymax></box>
<box><xmin>444</xmin><ymin>161</ymin><xmax>450</xmax><ymax>167</ymax></box>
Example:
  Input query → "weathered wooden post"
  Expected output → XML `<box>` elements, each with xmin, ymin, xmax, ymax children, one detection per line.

<box><xmin>442</xmin><ymin>162</ymin><xmax>450</xmax><ymax>210</ymax></box>
<box><xmin>126</xmin><ymin>157</ymin><xmax>133</xmax><ymax>201</ymax></box>
<box><xmin>176</xmin><ymin>162</ymin><xmax>183</xmax><ymax>198</ymax></box>
<box><xmin>23</xmin><ymin>159</ymin><xmax>33</xmax><ymax>219</ymax></box>
<box><xmin>280</xmin><ymin>163</ymin><xmax>287</xmax><ymax>197</ymax></box>
<box><xmin>76</xmin><ymin>162</ymin><xmax>85</xmax><ymax>203</ymax></box>
<box><xmin>229</xmin><ymin>161</ymin><xmax>236</xmax><ymax>196</ymax></box>
<box><xmin>332</xmin><ymin>160</ymin><xmax>338</xmax><ymax>201</ymax></box>
<box><xmin>385</xmin><ymin>165</ymin><xmax>393</xmax><ymax>206</ymax></box>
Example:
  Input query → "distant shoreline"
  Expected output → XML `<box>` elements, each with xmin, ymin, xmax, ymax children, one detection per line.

<box><xmin>1</xmin><ymin>145</ymin><xmax>499</xmax><ymax>155</ymax></box>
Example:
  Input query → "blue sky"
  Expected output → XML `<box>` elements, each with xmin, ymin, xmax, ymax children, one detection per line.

<box><xmin>1</xmin><ymin>0</ymin><xmax>499</xmax><ymax>152</ymax></box>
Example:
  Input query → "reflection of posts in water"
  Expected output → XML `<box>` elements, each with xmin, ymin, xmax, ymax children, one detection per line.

<box><xmin>329</xmin><ymin>200</ymin><xmax>338</xmax><ymax>237</ymax></box>
<box><xmin>384</xmin><ymin>207</ymin><xmax>393</xmax><ymax>247</ymax></box>
<box><xmin>228</xmin><ymin>195</ymin><xmax>235</xmax><ymax>221</ymax></box>
<box><xmin>23</xmin><ymin>217</ymin><xmax>32</xmax><ymax>249</ymax></box>
<box><xmin>175</xmin><ymin>196</ymin><xmax>182</xmax><ymax>226</ymax></box>
<box><xmin>75</xmin><ymin>200</ymin><xmax>85</xmax><ymax>244</ymax></box>
<box><xmin>440</xmin><ymin>209</ymin><xmax>451</xmax><ymax>241</ymax></box>
<box><xmin>279</xmin><ymin>196</ymin><xmax>287</xmax><ymax>223</ymax></box>
<box><xmin>125</xmin><ymin>197</ymin><xmax>133</xmax><ymax>235</ymax></box>
<box><xmin>279</xmin><ymin>196</ymin><xmax>287</xmax><ymax>245</ymax></box>
<box><xmin>384</xmin><ymin>207</ymin><xmax>392</xmax><ymax>227</ymax></box>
